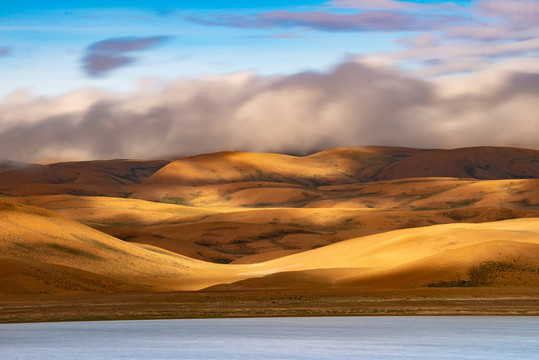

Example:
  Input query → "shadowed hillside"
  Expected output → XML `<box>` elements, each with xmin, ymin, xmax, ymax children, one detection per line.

<box><xmin>0</xmin><ymin>199</ymin><xmax>245</xmax><ymax>294</ymax></box>
<box><xmin>208</xmin><ymin>218</ymin><xmax>539</xmax><ymax>290</ymax></box>
<box><xmin>0</xmin><ymin>159</ymin><xmax>170</xmax><ymax>197</ymax></box>
<box><xmin>144</xmin><ymin>146</ymin><xmax>539</xmax><ymax>188</ymax></box>
<box><xmin>0</xmin><ymin>146</ymin><xmax>538</xmax><ymax>298</ymax></box>
<box><xmin>1</xmin><ymin>147</ymin><xmax>537</xmax><ymax>198</ymax></box>
<box><xmin>2</xmin><ymin>198</ymin><xmax>538</xmax><ymax>295</ymax></box>
<box><xmin>13</xmin><ymin>194</ymin><xmax>539</xmax><ymax>264</ymax></box>
<box><xmin>0</xmin><ymin>160</ymin><xmax>37</xmax><ymax>174</ymax></box>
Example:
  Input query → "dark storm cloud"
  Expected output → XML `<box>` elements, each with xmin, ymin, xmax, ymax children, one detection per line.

<box><xmin>81</xmin><ymin>36</ymin><xmax>169</xmax><ymax>77</ymax></box>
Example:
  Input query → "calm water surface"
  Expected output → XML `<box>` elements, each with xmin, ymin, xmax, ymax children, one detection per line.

<box><xmin>1</xmin><ymin>316</ymin><xmax>538</xmax><ymax>359</ymax></box>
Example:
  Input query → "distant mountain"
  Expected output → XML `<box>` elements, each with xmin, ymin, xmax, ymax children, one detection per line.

<box><xmin>0</xmin><ymin>159</ymin><xmax>170</xmax><ymax>196</ymax></box>
<box><xmin>0</xmin><ymin>160</ymin><xmax>37</xmax><ymax>173</ymax></box>
<box><xmin>145</xmin><ymin>146</ymin><xmax>539</xmax><ymax>187</ymax></box>
<box><xmin>0</xmin><ymin>147</ymin><xmax>537</xmax><ymax>197</ymax></box>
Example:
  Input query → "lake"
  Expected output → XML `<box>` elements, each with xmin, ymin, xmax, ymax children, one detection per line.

<box><xmin>1</xmin><ymin>316</ymin><xmax>538</xmax><ymax>359</ymax></box>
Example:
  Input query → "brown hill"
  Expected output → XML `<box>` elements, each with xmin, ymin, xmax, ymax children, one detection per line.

<box><xmin>0</xmin><ymin>160</ymin><xmax>37</xmax><ymax>174</ymax></box>
<box><xmin>0</xmin><ymin>159</ymin><xmax>170</xmax><ymax>197</ymax></box>
<box><xmin>371</xmin><ymin>147</ymin><xmax>539</xmax><ymax>180</ymax></box>
<box><xmin>1</xmin><ymin>147</ymin><xmax>536</xmax><ymax>198</ymax></box>
<box><xmin>1</xmin><ymin>146</ymin><xmax>538</xmax><ymax>297</ymax></box>
<box><xmin>142</xmin><ymin>147</ymin><xmax>538</xmax><ymax>189</ymax></box>
<box><xmin>13</xmin><ymin>193</ymin><xmax>538</xmax><ymax>264</ymax></box>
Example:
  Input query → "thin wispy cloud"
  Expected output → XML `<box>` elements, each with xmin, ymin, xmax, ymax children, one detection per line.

<box><xmin>184</xmin><ymin>0</ymin><xmax>539</xmax><ymax>78</ymax></box>
<box><xmin>188</xmin><ymin>10</ymin><xmax>463</xmax><ymax>32</ymax></box>
<box><xmin>0</xmin><ymin>46</ymin><xmax>12</xmax><ymax>57</ymax></box>
<box><xmin>350</xmin><ymin>0</ymin><xmax>539</xmax><ymax>76</ymax></box>
<box><xmin>327</xmin><ymin>0</ymin><xmax>462</xmax><ymax>11</ymax></box>
<box><xmin>81</xmin><ymin>36</ymin><xmax>169</xmax><ymax>77</ymax></box>
<box><xmin>476</xmin><ymin>0</ymin><xmax>539</xmax><ymax>23</ymax></box>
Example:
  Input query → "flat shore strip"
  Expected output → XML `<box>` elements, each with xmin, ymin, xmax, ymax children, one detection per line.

<box><xmin>2</xmin><ymin>288</ymin><xmax>539</xmax><ymax>323</ymax></box>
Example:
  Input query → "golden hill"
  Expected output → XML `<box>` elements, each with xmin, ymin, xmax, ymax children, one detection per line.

<box><xmin>0</xmin><ymin>200</ymin><xmax>243</xmax><ymax>295</ymax></box>
<box><xmin>143</xmin><ymin>146</ymin><xmax>539</xmax><ymax>189</ymax></box>
<box><xmin>1</xmin><ymin>146</ymin><xmax>538</xmax><ymax>298</ymax></box>
<box><xmin>208</xmin><ymin>217</ymin><xmax>539</xmax><ymax>290</ymax></box>
<box><xmin>11</xmin><ymin>194</ymin><xmax>538</xmax><ymax>264</ymax></box>
<box><xmin>1</xmin><ymin>198</ymin><xmax>539</xmax><ymax>295</ymax></box>
<box><xmin>130</xmin><ymin>176</ymin><xmax>538</xmax><ymax>210</ymax></box>
<box><xmin>1</xmin><ymin>147</ymin><xmax>537</xmax><ymax>203</ymax></box>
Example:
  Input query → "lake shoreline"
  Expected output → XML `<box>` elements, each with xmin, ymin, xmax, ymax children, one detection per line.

<box><xmin>3</xmin><ymin>316</ymin><xmax>538</xmax><ymax>359</ymax></box>
<box><xmin>2</xmin><ymin>287</ymin><xmax>539</xmax><ymax>323</ymax></box>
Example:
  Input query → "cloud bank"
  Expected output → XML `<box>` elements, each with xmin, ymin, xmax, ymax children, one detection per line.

<box><xmin>81</xmin><ymin>36</ymin><xmax>169</xmax><ymax>77</ymax></box>
<box><xmin>1</xmin><ymin>59</ymin><xmax>538</xmax><ymax>163</ymax></box>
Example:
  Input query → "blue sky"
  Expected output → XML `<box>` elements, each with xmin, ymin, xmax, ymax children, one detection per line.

<box><xmin>1</xmin><ymin>0</ymin><xmax>483</xmax><ymax>96</ymax></box>
<box><xmin>1</xmin><ymin>0</ymin><xmax>538</xmax><ymax>161</ymax></box>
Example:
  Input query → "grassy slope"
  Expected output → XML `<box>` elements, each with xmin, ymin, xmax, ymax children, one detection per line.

<box><xmin>208</xmin><ymin>218</ymin><xmax>539</xmax><ymax>290</ymax></box>
<box><xmin>1</xmin><ymin>199</ymin><xmax>538</xmax><ymax>295</ymax></box>
<box><xmin>12</xmin><ymin>177</ymin><xmax>539</xmax><ymax>263</ymax></box>
<box><xmin>1</xmin><ymin>146</ymin><xmax>539</xmax><ymax>297</ymax></box>
<box><xmin>0</xmin><ymin>200</ymin><xmax>245</xmax><ymax>294</ymax></box>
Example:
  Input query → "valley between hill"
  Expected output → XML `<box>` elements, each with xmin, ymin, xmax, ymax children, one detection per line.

<box><xmin>0</xmin><ymin>146</ymin><xmax>538</xmax><ymax>322</ymax></box>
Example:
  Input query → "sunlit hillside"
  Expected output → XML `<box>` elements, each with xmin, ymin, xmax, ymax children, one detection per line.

<box><xmin>0</xmin><ymin>146</ymin><xmax>538</xmax><ymax>296</ymax></box>
<box><xmin>1</xmin><ymin>199</ymin><xmax>538</xmax><ymax>295</ymax></box>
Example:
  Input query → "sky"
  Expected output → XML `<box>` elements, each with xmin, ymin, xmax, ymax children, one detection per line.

<box><xmin>1</xmin><ymin>0</ymin><xmax>538</xmax><ymax>162</ymax></box>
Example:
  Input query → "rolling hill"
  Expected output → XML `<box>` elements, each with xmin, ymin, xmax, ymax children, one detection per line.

<box><xmin>0</xmin><ymin>146</ymin><xmax>538</xmax><ymax>297</ymax></box>
<box><xmin>1</xmin><ymin>146</ymin><xmax>537</xmax><ymax>199</ymax></box>
<box><xmin>1</xmin><ymin>197</ymin><xmax>538</xmax><ymax>295</ymax></box>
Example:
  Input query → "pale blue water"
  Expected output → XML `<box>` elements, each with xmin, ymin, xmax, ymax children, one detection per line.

<box><xmin>1</xmin><ymin>317</ymin><xmax>538</xmax><ymax>359</ymax></box>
